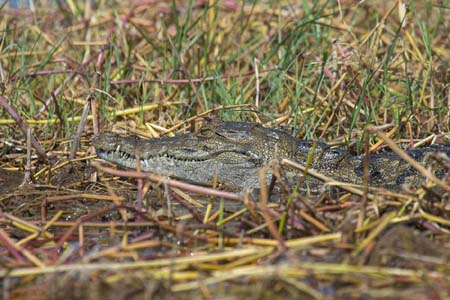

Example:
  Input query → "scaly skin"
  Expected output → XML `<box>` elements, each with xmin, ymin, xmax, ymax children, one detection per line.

<box><xmin>93</xmin><ymin>121</ymin><xmax>450</xmax><ymax>190</ymax></box>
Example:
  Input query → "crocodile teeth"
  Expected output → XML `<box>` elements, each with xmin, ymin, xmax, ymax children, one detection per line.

<box><xmin>116</xmin><ymin>145</ymin><xmax>121</xmax><ymax>153</ymax></box>
<box><xmin>143</xmin><ymin>159</ymin><xmax>149</xmax><ymax>168</ymax></box>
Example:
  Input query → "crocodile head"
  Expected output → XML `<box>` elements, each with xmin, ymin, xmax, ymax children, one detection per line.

<box><xmin>93</xmin><ymin>121</ymin><xmax>301</xmax><ymax>188</ymax></box>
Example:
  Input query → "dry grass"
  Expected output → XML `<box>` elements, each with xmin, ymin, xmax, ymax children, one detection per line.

<box><xmin>0</xmin><ymin>1</ymin><xmax>449</xmax><ymax>299</ymax></box>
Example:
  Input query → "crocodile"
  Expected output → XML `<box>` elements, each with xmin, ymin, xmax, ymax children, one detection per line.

<box><xmin>93</xmin><ymin>121</ymin><xmax>450</xmax><ymax>191</ymax></box>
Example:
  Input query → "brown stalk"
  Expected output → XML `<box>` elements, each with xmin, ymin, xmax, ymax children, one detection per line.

<box><xmin>171</xmin><ymin>192</ymin><xmax>205</xmax><ymax>223</ymax></box>
<box><xmin>22</xmin><ymin>128</ymin><xmax>32</xmax><ymax>184</ymax></box>
<box><xmin>258</xmin><ymin>168</ymin><xmax>286</xmax><ymax>250</ymax></box>
<box><xmin>0</xmin><ymin>228</ymin><xmax>24</xmax><ymax>261</ymax></box>
<box><xmin>93</xmin><ymin>161</ymin><xmax>242</xmax><ymax>201</ymax></box>
<box><xmin>281</xmin><ymin>159</ymin><xmax>374</xmax><ymax>199</ymax></box>
<box><xmin>69</xmin><ymin>97</ymin><xmax>91</xmax><ymax>160</ymax></box>
<box><xmin>8</xmin><ymin>69</ymin><xmax>94</xmax><ymax>82</ymax></box>
<box><xmin>110</xmin><ymin>68</ymin><xmax>277</xmax><ymax>85</ymax></box>
<box><xmin>357</xmin><ymin>130</ymin><xmax>370</xmax><ymax>230</ymax></box>
<box><xmin>69</xmin><ymin>48</ymin><xmax>107</xmax><ymax>160</ymax></box>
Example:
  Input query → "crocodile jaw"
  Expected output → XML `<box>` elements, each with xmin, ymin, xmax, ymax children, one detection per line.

<box><xmin>93</xmin><ymin>132</ymin><xmax>269</xmax><ymax>188</ymax></box>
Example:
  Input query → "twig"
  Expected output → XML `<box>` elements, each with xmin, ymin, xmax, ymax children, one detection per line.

<box><xmin>281</xmin><ymin>159</ymin><xmax>374</xmax><ymax>199</ymax></box>
<box><xmin>22</xmin><ymin>128</ymin><xmax>32</xmax><ymax>184</ymax></box>
<box><xmin>8</xmin><ymin>69</ymin><xmax>94</xmax><ymax>82</ymax></box>
<box><xmin>70</xmin><ymin>47</ymin><xmax>107</xmax><ymax>159</ymax></box>
<box><xmin>69</xmin><ymin>98</ymin><xmax>91</xmax><ymax>160</ymax></box>
<box><xmin>91</xmin><ymin>97</ymin><xmax>99</xmax><ymax>135</ymax></box>
<box><xmin>258</xmin><ymin>168</ymin><xmax>286</xmax><ymax>250</ymax></box>
<box><xmin>254</xmin><ymin>58</ymin><xmax>260</xmax><ymax>107</ymax></box>
<box><xmin>92</xmin><ymin>161</ymin><xmax>242</xmax><ymax>201</ymax></box>
<box><xmin>357</xmin><ymin>131</ymin><xmax>370</xmax><ymax>229</ymax></box>
<box><xmin>109</xmin><ymin>68</ymin><xmax>277</xmax><ymax>85</ymax></box>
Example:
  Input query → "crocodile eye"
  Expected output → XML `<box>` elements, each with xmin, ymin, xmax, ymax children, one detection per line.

<box><xmin>197</xmin><ymin>127</ymin><xmax>215</xmax><ymax>138</ymax></box>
